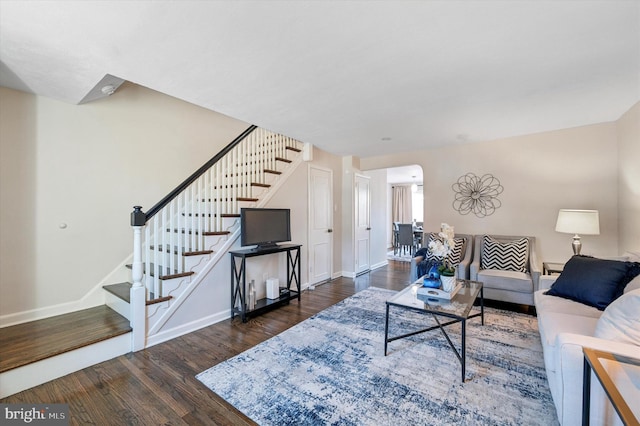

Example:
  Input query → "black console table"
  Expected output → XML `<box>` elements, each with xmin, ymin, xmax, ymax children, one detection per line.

<box><xmin>230</xmin><ymin>244</ymin><xmax>301</xmax><ymax>322</ymax></box>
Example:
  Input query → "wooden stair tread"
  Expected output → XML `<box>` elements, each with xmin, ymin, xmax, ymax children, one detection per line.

<box><xmin>211</xmin><ymin>183</ymin><xmax>268</xmax><ymax>189</ymax></box>
<box><xmin>0</xmin><ymin>305</ymin><xmax>131</xmax><ymax>373</ymax></box>
<box><xmin>181</xmin><ymin>213</ymin><xmax>240</xmax><ymax>218</ymax></box>
<box><xmin>201</xmin><ymin>182</ymin><xmax>269</xmax><ymax>189</ymax></box>
<box><xmin>168</xmin><ymin>228</ymin><xmax>231</xmax><ymax>236</ymax></box>
<box><xmin>103</xmin><ymin>282</ymin><xmax>173</xmax><ymax>305</ymax></box>
<box><xmin>150</xmin><ymin>245</ymin><xmax>214</xmax><ymax>256</ymax></box>
<box><xmin>286</xmin><ymin>146</ymin><xmax>302</xmax><ymax>152</ymax></box>
<box><xmin>125</xmin><ymin>263</ymin><xmax>195</xmax><ymax>280</ymax></box>
<box><xmin>236</xmin><ymin>157</ymin><xmax>290</xmax><ymax>166</ymax></box>
<box><xmin>198</xmin><ymin>197</ymin><xmax>258</xmax><ymax>202</ymax></box>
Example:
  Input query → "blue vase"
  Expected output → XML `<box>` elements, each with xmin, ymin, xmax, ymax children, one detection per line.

<box><xmin>423</xmin><ymin>262</ymin><xmax>441</xmax><ymax>288</ymax></box>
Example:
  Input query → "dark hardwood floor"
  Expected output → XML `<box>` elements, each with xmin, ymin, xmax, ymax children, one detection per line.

<box><xmin>1</xmin><ymin>261</ymin><xmax>414</xmax><ymax>425</ymax></box>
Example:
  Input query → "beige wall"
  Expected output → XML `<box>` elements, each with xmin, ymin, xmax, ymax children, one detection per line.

<box><xmin>617</xmin><ymin>102</ymin><xmax>640</xmax><ymax>255</ymax></box>
<box><xmin>0</xmin><ymin>87</ymin><xmax>38</xmax><ymax>312</ymax></box>
<box><xmin>2</xmin><ymin>80</ymin><xmax>635</xmax><ymax>322</ymax></box>
<box><xmin>0</xmin><ymin>84</ymin><xmax>249</xmax><ymax>316</ymax></box>
<box><xmin>361</xmin><ymin>121</ymin><xmax>624</xmax><ymax>265</ymax></box>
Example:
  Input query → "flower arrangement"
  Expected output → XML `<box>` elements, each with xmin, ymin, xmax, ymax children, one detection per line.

<box><xmin>428</xmin><ymin>223</ymin><xmax>456</xmax><ymax>277</ymax></box>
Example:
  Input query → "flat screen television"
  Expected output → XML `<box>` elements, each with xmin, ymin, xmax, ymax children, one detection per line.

<box><xmin>240</xmin><ymin>208</ymin><xmax>291</xmax><ymax>249</ymax></box>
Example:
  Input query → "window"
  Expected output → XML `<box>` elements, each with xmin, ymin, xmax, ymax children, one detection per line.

<box><xmin>412</xmin><ymin>184</ymin><xmax>423</xmax><ymax>222</ymax></box>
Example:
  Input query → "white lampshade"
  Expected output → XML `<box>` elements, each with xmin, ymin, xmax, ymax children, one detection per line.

<box><xmin>555</xmin><ymin>209</ymin><xmax>600</xmax><ymax>235</ymax></box>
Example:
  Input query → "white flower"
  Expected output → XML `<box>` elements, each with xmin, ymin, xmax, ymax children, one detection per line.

<box><xmin>429</xmin><ymin>223</ymin><xmax>456</xmax><ymax>273</ymax></box>
<box><xmin>428</xmin><ymin>239</ymin><xmax>449</xmax><ymax>257</ymax></box>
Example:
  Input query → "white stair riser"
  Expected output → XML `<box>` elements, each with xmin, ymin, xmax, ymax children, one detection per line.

<box><xmin>250</xmin><ymin>186</ymin><xmax>268</xmax><ymax>198</ymax></box>
<box><xmin>275</xmin><ymin>161</ymin><xmax>290</xmax><ymax>173</ymax></box>
<box><xmin>184</xmin><ymin>252</ymin><xmax>212</xmax><ymax>273</ymax></box>
<box><xmin>159</xmin><ymin>276</ymin><xmax>190</xmax><ymax>298</ymax></box>
<box><xmin>0</xmin><ymin>334</ymin><xmax>130</xmax><ymax>399</ymax></box>
<box><xmin>105</xmin><ymin>293</ymin><xmax>132</xmax><ymax>321</ymax></box>
<box><xmin>264</xmin><ymin>173</ymin><xmax>278</xmax><ymax>186</ymax></box>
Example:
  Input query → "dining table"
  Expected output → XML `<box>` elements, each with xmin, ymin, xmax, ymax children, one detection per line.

<box><xmin>413</xmin><ymin>227</ymin><xmax>424</xmax><ymax>247</ymax></box>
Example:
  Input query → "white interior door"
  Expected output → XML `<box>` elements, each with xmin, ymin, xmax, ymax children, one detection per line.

<box><xmin>308</xmin><ymin>166</ymin><xmax>333</xmax><ymax>285</ymax></box>
<box><xmin>355</xmin><ymin>174</ymin><xmax>371</xmax><ymax>275</ymax></box>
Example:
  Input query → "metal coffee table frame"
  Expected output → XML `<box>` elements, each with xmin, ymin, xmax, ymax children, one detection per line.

<box><xmin>384</xmin><ymin>279</ymin><xmax>484</xmax><ymax>382</ymax></box>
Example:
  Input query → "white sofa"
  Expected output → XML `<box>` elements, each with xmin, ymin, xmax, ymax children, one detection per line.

<box><xmin>534</xmin><ymin>258</ymin><xmax>640</xmax><ymax>426</ymax></box>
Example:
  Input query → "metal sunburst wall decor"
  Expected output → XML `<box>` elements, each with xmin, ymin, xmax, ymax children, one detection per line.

<box><xmin>452</xmin><ymin>173</ymin><xmax>503</xmax><ymax>217</ymax></box>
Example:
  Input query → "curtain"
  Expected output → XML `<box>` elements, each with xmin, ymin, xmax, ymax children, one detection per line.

<box><xmin>392</xmin><ymin>185</ymin><xmax>413</xmax><ymax>224</ymax></box>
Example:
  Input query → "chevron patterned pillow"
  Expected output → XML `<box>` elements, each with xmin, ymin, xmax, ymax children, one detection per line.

<box><xmin>426</xmin><ymin>233</ymin><xmax>465</xmax><ymax>267</ymax></box>
<box><xmin>481</xmin><ymin>236</ymin><xmax>529</xmax><ymax>273</ymax></box>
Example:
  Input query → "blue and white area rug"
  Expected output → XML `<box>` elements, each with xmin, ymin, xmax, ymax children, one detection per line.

<box><xmin>197</xmin><ymin>287</ymin><xmax>558</xmax><ymax>425</ymax></box>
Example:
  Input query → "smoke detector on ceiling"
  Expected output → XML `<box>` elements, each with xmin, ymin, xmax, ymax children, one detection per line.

<box><xmin>101</xmin><ymin>85</ymin><xmax>116</xmax><ymax>96</ymax></box>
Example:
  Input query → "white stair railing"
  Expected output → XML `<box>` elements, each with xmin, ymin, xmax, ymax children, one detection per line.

<box><xmin>129</xmin><ymin>125</ymin><xmax>302</xmax><ymax>348</ymax></box>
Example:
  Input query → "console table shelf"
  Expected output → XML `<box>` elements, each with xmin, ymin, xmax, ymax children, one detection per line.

<box><xmin>230</xmin><ymin>244</ymin><xmax>301</xmax><ymax>323</ymax></box>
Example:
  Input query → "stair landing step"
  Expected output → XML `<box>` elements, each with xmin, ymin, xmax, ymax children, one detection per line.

<box><xmin>103</xmin><ymin>282</ymin><xmax>172</xmax><ymax>305</ymax></box>
<box><xmin>0</xmin><ymin>305</ymin><xmax>131</xmax><ymax>373</ymax></box>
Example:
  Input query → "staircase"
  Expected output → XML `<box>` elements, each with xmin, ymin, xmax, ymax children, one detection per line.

<box><xmin>0</xmin><ymin>125</ymin><xmax>304</xmax><ymax>398</ymax></box>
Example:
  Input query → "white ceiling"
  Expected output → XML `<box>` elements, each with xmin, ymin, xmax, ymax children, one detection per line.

<box><xmin>1</xmin><ymin>1</ymin><xmax>638</xmax><ymax>159</ymax></box>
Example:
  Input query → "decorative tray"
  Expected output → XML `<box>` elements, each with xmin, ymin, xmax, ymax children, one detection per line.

<box><xmin>416</xmin><ymin>281</ymin><xmax>463</xmax><ymax>300</ymax></box>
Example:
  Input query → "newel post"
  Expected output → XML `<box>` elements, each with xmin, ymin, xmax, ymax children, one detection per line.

<box><xmin>130</xmin><ymin>206</ymin><xmax>146</xmax><ymax>351</ymax></box>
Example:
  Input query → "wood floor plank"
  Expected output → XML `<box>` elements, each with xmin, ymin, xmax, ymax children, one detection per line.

<box><xmin>0</xmin><ymin>263</ymin><xmax>428</xmax><ymax>424</ymax></box>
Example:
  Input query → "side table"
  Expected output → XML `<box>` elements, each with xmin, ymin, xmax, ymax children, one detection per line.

<box><xmin>582</xmin><ymin>347</ymin><xmax>640</xmax><ymax>426</ymax></box>
<box><xmin>543</xmin><ymin>261</ymin><xmax>565</xmax><ymax>275</ymax></box>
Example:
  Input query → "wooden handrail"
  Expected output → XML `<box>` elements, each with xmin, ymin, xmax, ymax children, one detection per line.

<box><xmin>141</xmin><ymin>125</ymin><xmax>257</xmax><ymax>222</ymax></box>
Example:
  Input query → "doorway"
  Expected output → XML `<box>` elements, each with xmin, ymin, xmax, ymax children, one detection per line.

<box><xmin>308</xmin><ymin>165</ymin><xmax>333</xmax><ymax>285</ymax></box>
<box><xmin>387</xmin><ymin>165</ymin><xmax>424</xmax><ymax>250</ymax></box>
<box><xmin>354</xmin><ymin>174</ymin><xmax>371</xmax><ymax>275</ymax></box>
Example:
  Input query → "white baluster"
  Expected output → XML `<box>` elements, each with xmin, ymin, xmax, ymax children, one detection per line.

<box><xmin>169</xmin><ymin>199</ymin><xmax>175</xmax><ymax>274</ymax></box>
<box><xmin>153</xmin><ymin>214</ymin><xmax>160</xmax><ymax>298</ymax></box>
<box><xmin>130</xmin><ymin>206</ymin><xmax>146</xmax><ymax>351</ymax></box>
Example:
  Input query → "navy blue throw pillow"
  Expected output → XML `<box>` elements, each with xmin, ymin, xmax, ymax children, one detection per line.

<box><xmin>546</xmin><ymin>255</ymin><xmax>640</xmax><ymax>310</ymax></box>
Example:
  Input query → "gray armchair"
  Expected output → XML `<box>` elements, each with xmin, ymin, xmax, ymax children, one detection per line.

<box><xmin>410</xmin><ymin>233</ymin><xmax>473</xmax><ymax>282</ymax></box>
<box><xmin>470</xmin><ymin>235</ymin><xmax>541</xmax><ymax>306</ymax></box>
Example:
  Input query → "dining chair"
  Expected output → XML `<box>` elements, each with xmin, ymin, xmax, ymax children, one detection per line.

<box><xmin>397</xmin><ymin>223</ymin><xmax>417</xmax><ymax>256</ymax></box>
<box><xmin>392</xmin><ymin>222</ymin><xmax>400</xmax><ymax>255</ymax></box>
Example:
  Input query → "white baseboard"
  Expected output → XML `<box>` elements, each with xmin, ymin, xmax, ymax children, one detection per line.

<box><xmin>0</xmin><ymin>298</ymin><xmax>105</xmax><ymax>328</ymax></box>
<box><xmin>370</xmin><ymin>260</ymin><xmax>388</xmax><ymax>270</ymax></box>
<box><xmin>146</xmin><ymin>283</ymin><xmax>311</xmax><ymax>349</ymax></box>
<box><xmin>145</xmin><ymin>309</ymin><xmax>232</xmax><ymax>348</ymax></box>
<box><xmin>0</xmin><ymin>333</ymin><xmax>131</xmax><ymax>398</ymax></box>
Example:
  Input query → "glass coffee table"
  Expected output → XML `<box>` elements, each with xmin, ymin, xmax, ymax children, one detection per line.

<box><xmin>384</xmin><ymin>279</ymin><xmax>484</xmax><ymax>382</ymax></box>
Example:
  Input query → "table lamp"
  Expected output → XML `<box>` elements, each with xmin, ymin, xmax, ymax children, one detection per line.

<box><xmin>555</xmin><ymin>209</ymin><xmax>600</xmax><ymax>255</ymax></box>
